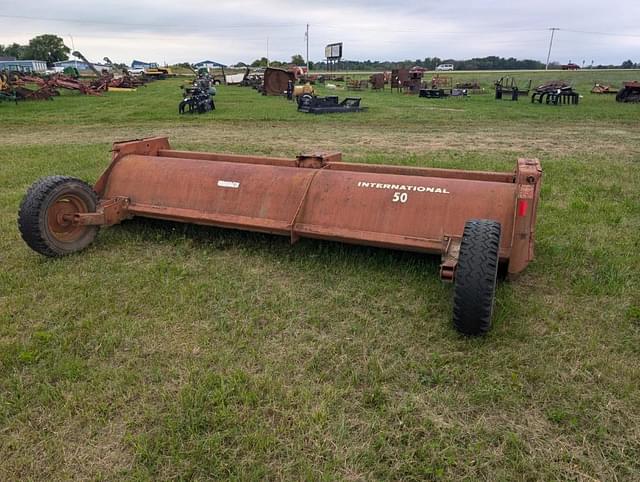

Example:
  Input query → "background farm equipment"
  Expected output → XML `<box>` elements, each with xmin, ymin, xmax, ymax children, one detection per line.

<box><xmin>289</xmin><ymin>83</ymin><xmax>315</xmax><ymax>100</ymax></box>
<box><xmin>297</xmin><ymin>94</ymin><xmax>364</xmax><ymax>114</ymax></box>
<box><xmin>494</xmin><ymin>76</ymin><xmax>531</xmax><ymax>101</ymax></box>
<box><xmin>369</xmin><ymin>73</ymin><xmax>386</xmax><ymax>90</ymax></box>
<box><xmin>531</xmin><ymin>81</ymin><xmax>579</xmax><ymax>105</ymax></box>
<box><xmin>241</xmin><ymin>71</ymin><xmax>264</xmax><ymax>89</ymax></box>
<box><xmin>261</xmin><ymin>67</ymin><xmax>295</xmax><ymax>96</ymax></box>
<box><xmin>455</xmin><ymin>80</ymin><xmax>484</xmax><ymax>94</ymax></box>
<box><xmin>419</xmin><ymin>88</ymin><xmax>449</xmax><ymax>98</ymax></box>
<box><xmin>346</xmin><ymin>78</ymin><xmax>369</xmax><ymax>91</ymax></box>
<box><xmin>17</xmin><ymin>137</ymin><xmax>542</xmax><ymax>336</ymax></box>
<box><xmin>1</xmin><ymin>71</ymin><xmax>104</xmax><ymax>100</ymax></box>
<box><xmin>179</xmin><ymin>75</ymin><xmax>215</xmax><ymax>114</ymax></box>
<box><xmin>591</xmin><ymin>82</ymin><xmax>617</xmax><ymax>94</ymax></box>
<box><xmin>390</xmin><ymin>69</ymin><xmax>409</xmax><ymax>93</ymax></box>
<box><xmin>616</xmin><ymin>81</ymin><xmax>640</xmax><ymax>103</ymax></box>
<box><xmin>419</xmin><ymin>75</ymin><xmax>454</xmax><ymax>98</ymax></box>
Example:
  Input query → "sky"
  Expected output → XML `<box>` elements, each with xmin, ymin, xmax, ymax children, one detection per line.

<box><xmin>1</xmin><ymin>1</ymin><xmax>638</xmax><ymax>66</ymax></box>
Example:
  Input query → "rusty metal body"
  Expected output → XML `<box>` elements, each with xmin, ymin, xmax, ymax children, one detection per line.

<box><xmin>261</xmin><ymin>67</ymin><xmax>295</xmax><ymax>96</ymax></box>
<box><xmin>80</xmin><ymin>138</ymin><xmax>542</xmax><ymax>279</ymax></box>
<box><xmin>616</xmin><ymin>81</ymin><xmax>640</xmax><ymax>103</ymax></box>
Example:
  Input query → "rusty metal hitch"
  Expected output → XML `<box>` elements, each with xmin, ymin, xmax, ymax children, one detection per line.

<box><xmin>68</xmin><ymin>197</ymin><xmax>131</xmax><ymax>226</ymax></box>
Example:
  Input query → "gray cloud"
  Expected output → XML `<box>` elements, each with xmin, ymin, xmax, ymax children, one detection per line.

<box><xmin>1</xmin><ymin>0</ymin><xmax>638</xmax><ymax>65</ymax></box>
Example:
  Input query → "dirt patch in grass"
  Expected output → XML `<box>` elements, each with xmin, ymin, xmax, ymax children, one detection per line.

<box><xmin>5</xmin><ymin>121</ymin><xmax>639</xmax><ymax>160</ymax></box>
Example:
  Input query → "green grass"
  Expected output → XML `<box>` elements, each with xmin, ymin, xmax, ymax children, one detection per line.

<box><xmin>1</xmin><ymin>71</ymin><xmax>639</xmax><ymax>480</ymax></box>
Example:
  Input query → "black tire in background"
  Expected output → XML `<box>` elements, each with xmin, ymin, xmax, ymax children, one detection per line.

<box><xmin>452</xmin><ymin>219</ymin><xmax>502</xmax><ymax>335</ymax></box>
<box><xmin>18</xmin><ymin>176</ymin><xmax>99</xmax><ymax>257</ymax></box>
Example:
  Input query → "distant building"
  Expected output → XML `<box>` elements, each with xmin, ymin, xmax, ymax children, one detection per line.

<box><xmin>0</xmin><ymin>56</ymin><xmax>16</xmax><ymax>61</ymax></box>
<box><xmin>131</xmin><ymin>60</ymin><xmax>158</xmax><ymax>69</ymax></box>
<box><xmin>53</xmin><ymin>60</ymin><xmax>110</xmax><ymax>72</ymax></box>
<box><xmin>193</xmin><ymin>60</ymin><xmax>227</xmax><ymax>69</ymax></box>
<box><xmin>0</xmin><ymin>59</ymin><xmax>47</xmax><ymax>73</ymax></box>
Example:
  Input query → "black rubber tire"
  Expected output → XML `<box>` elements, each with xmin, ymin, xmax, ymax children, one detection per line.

<box><xmin>18</xmin><ymin>176</ymin><xmax>98</xmax><ymax>257</ymax></box>
<box><xmin>298</xmin><ymin>93</ymin><xmax>313</xmax><ymax>109</ymax></box>
<box><xmin>452</xmin><ymin>219</ymin><xmax>502</xmax><ymax>335</ymax></box>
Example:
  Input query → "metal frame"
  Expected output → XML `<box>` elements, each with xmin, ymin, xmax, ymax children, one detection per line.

<box><xmin>84</xmin><ymin>138</ymin><xmax>542</xmax><ymax>279</ymax></box>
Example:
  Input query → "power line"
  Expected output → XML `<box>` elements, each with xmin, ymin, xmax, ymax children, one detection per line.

<box><xmin>560</xmin><ymin>28</ymin><xmax>640</xmax><ymax>39</ymax></box>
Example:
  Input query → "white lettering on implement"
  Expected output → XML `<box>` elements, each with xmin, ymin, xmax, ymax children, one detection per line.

<box><xmin>357</xmin><ymin>180</ymin><xmax>450</xmax><ymax>194</ymax></box>
<box><xmin>217</xmin><ymin>180</ymin><xmax>240</xmax><ymax>189</ymax></box>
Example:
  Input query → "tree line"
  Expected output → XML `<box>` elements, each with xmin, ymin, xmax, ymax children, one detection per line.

<box><xmin>0</xmin><ymin>35</ymin><xmax>70</xmax><ymax>67</ymax></box>
<box><xmin>308</xmin><ymin>56</ymin><xmax>639</xmax><ymax>71</ymax></box>
<box><xmin>2</xmin><ymin>34</ymin><xmax>637</xmax><ymax>71</ymax></box>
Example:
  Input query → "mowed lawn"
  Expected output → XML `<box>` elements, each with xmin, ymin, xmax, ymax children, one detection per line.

<box><xmin>1</xmin><ymin>70</ymin><xmax>639</xmax><ymax>480</ymax></box>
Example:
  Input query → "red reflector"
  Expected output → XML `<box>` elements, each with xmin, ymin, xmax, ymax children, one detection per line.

<box><xmin>517</xmin><ymin>199</ymin><xmax>528</xmax><ymax>217</ymax></box>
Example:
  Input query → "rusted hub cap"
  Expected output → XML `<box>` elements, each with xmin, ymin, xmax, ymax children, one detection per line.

<box><xmin>46</xmin><ymin>194</ymin><xmax>89</xmax><ymax>242</ymax></box>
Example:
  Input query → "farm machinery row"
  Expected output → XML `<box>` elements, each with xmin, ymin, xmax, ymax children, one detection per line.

<box><xmin>0</xmin><ymin>70</ymin><xmax>150</xmax><ymax>102</ymax></box>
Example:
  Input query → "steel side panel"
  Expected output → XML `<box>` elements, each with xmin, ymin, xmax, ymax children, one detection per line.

<box><xmin>102</xmin><ymin>154</ymin><xmax>317</xmax><ymax>224</ymax></box>
<box><xmin>102</xmin><ymin>154</ymin><xmax>517</xmax><ymax>253</ymax></box>
<box><xmin>297</xmin><ymin>170</ymin><xmax>517</xmax><ymax>251</ymax></box>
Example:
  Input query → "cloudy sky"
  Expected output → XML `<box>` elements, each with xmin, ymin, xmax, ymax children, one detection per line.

<box><xmin>1</xmin><ymin>1</ymin><xmax>638</xmax><ymax>66</ymax></box>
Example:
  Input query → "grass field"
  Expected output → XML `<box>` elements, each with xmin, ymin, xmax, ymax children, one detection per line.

<box><xmin>1</xmin><ymin>70</ymin><xmax>639</xmax><ymax>480</ymax></box>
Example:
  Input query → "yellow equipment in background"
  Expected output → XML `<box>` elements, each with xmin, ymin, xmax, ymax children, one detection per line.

<box><xmin>293</xmin><ymin>83</ymin><xmax>315</xmax><ymax>97</ymax></box>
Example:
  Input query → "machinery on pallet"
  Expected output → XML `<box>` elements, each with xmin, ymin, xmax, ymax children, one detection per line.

<box><xmin>18</xmin><ymin>137</ymin><xmax>542</xmax><ymax>336</ymax></box>
<box><xmin>494</xmin><ymin>76</ymin><xmax>532</xmax><ymax>101</ymax></box>
<box><xmin>591</xmin><ymin>82</ymin><xmax>617</xmax><ymax>94</ymax></box>
<box><xmin>419</xmin><ymin>88</ymin><xmax>449</xmax><ymax>98</ymax></box>
<box><xmin>419</xmin><ymin>75</ymin><xmax>458</xmax><ymax>98</ymax></box>
<box><xmin>297</xmin><ymin>94</ymin><xmax>365</xmax><ymax>114</ymax></box>
<box><xmin>616</xmin><ymin>81</ymin><xmax>640</xmax><ymax>103</ymax></box>
<box><xmin>531</xmin><ymin>81</ymin><xmax>579</xmax><ymax>105</ymax></box>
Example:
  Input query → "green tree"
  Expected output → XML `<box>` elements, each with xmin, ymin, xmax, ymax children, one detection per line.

<box><xmin>250</xmin><ymin>57</ymin><xmax>269</xmax><ymax>67</ymax></box>
<box><xmin>290</xmin><ymin>54</ymin><xmax>305</xmax><ymax>66</ymax></box>
<box><xmin>621</xmin><ymin>59</ymin><xmax>634</xmax><ymax>69</ymax></box>
<box><xmin>0</xmin><ymin>42</ymin><xmax>27</xmax><ymax>59</ymax></box>
<box><xmin>24</xmin><ymin>34</ymin><xmax>70</xmax><ymax>66</ymax></box>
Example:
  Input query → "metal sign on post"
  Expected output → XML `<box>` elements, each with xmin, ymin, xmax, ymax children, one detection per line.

<box><xmin>325</xmin><ymin>42</ymin><xmax>343</xmax><ymax>73</ymax></box>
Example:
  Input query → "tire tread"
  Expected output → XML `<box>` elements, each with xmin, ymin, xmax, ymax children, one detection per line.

<box><xmin>452</xmin><ymin>219</ymin><xmax>501</xmax><ymax>335</ymax></box>
<box><xmin>18</xmin><ymin>176</ymin><xmax>97</xmax><ymax>257</ymax></box>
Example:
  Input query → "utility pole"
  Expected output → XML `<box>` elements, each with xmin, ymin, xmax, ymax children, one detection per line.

<box><xmin>305</xmin><ymin>24</ymin><xmax>309</xmax><ymax>72</ymax></box>
<box><xmin>69</xmin><ymin>34</ymin><xmax>77</xmax><ymax>70</ymax></box>
<box><xmin>546</xmin><ymin>27</ymin><xmax>559</xmax><ymax>70</ymax></box>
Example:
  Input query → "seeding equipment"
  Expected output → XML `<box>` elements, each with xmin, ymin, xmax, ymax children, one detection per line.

<box><xmin>18</xmin><ymin>138</ymin><xmax>542</xmax><ymax>335</ymax></box>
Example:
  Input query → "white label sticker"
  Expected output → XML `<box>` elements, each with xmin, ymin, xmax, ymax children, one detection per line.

<box><xmin>217</xmin><ymin>180</ymin><xmax>240</xmax><ymax>189</ymax></box>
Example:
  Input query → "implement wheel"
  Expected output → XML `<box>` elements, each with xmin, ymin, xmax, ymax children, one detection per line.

<box><xmin>452</xmin><ymin>219</ymin><xmax>502</xmax><ymax>335</ymax></box>
<box><xmin>18</xmin><ymin>176</ymin><xmax>98</xmax><ymax>257</ymax></box>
